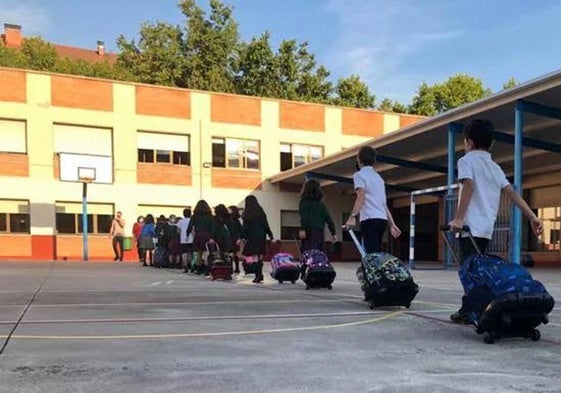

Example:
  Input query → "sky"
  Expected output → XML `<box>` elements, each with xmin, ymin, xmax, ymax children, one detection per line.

<box><xmin>1</xmin><ymin>0</ymin><xmax>561</xmax><ymax>104</ymax></box>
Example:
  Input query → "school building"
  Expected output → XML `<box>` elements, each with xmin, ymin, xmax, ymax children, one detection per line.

<box><xmin>0</xmin><ymin>66</ymin><xmax>423</xmax><ymax>261</ymax></box>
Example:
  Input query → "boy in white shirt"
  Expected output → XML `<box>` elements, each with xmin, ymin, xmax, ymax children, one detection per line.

<box><xmin>449</xmin><ymin>119</ymin><xmax>543</xmax><ymax>323</ymax></box>
<box><xmin>176</xmin><ymin>208</ymin><xmax>194</xmax><ymax>273</ymax></box>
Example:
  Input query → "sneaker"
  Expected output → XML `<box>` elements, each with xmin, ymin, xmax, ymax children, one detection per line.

<box><xmin>450</xmin><ymin>309</ymin><xmax>472</xmax><ymax>324</ymax></box>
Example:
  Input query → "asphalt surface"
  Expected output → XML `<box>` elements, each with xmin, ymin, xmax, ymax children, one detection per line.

<box><xmin>0</xmin><ymin>260</ymin><xmax>560</xmax><ymax>393</ymax></box>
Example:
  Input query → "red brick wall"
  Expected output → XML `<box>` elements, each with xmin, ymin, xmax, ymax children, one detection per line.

<box><xmin>211</xmin><ymin>94</ymin><xmax>261</xmax><ymax>126</ymax></box>
<box><xmin>137</xmin><ymin>163</ymin><xmax>192</xmax><ymax>185</ymax></box>
<box><xmin>0</xmin><ymin>153</ymin><xmax>29</xmax><ymax>176</ymax></box>
<box><xmin>342</xmin><ymin>108</ymin><xmax>384</xmax><ymax>137</ymax></box>
<box><xmin>135</xmin><ymin>85</ymin><xmax>191</xmax><ymax>119</ymax></box>
<box><xmin>0</xmin><ymin>235</ymin><xmax>32</xmax><ymax>257</ymax></box>
<box><xmin>400</xmin><ymin>115</ymin><xmax>424</xmax><ymax>128</ymax></box>
<box><xmin>211</xmin><ymin>168</ymin><xmax>262</xmax><ymax>189</ymax></box>
<box><xmin>279</xmin><ymin>102</ymin><xmax>325</xmax><ymax>132</ymax></box>
<box><xmin>51</xmin><ymin>76</ymin><xmax>113</xmax><ymax>111</ymax></box>
<box><xmin>0</xmin><ymin>69</ymin><xmax>26</xmax><ymax>102</ymax></box>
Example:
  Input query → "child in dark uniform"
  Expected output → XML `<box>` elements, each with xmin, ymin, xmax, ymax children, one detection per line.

<box><xmin>186</xmin><ymin>200</ymin><xmax>214</xmax><ymax>274</ymax></box>
<box><xmin>240</xmin><ymin>195</ymin><xmax>275</xmax><ymax>283</ymax></box>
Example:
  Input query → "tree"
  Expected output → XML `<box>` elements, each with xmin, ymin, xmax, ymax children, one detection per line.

<box><xmin>0</xmin><ymin>45</ymin><xmax>28</xmax><ymax>69</ymax></box>
<box><xmin>234</xmin><ymin>31</ymin><xmax>280</xmax><ymax>97</ymax></box>
<box><xmin>180</xmin><ymin>0</ymin><xmax>239</xmax><ymax>92</ymax></box>
<box><xmin>276</xmin><ymin>39</ymin><xmax>332</xmax><ymax>103</ymax></box>
<box><xmin>409</xmin><ymin>74</ymin><xmax>492</xmax><ymax>116</ymax></box>
<box><xmin>117</xmin><ymin>22</ymin><xmax>186</xmax><ymax>86</ymax></box>
<box><xmin>333</xmin><ymin>75</ymin><xmax>375</xmax><ymax>108</ymax></box>
<box><xmin>502</xmin><ymin>77</ymin><xmax>517</xmax><ymax>90</ymax></box>
<box><xmin>20</xmin><ymin>37</ymin><xmax>57</xmax><ymax>71</ymax></box>
<box><xmin>378</xmin><ymin>97</ymin><xmax>407</xmax><ymax>113</ymax></box>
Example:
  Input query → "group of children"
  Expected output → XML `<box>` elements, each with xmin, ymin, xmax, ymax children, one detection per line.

<box><xmin>131</xmin><ymin>195</ymin><xmax>276</xmax><ymax>284</ymax></box>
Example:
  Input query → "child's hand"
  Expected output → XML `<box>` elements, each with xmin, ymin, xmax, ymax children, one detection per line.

<box><xmin>298</xmin><ymin>230</ymin><xmax>306</xmax><ymax>239</ymax></box>
<box><xmin>531</xmin><ymin>217</ymin><xmax>544</xmax><ymax>236</ymax></box>
<box><xmin>389</xmin><ymin>224</ymin><xmax>401</xmax><ymax>239</ymax></box>
<box><xmin>449</xmin><ymin>218</ymin><xmax>464</xmax><ymax>232</ymax></box>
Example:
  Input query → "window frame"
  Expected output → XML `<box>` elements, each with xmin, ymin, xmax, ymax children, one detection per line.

<box><xmin>137</xmin><ymin>148</ymin><xmax>190</xmax><ymax>166</ymax></box>
<box><xmin>0</xmin><ymin>212</ymin><xmax>30</xmax><ymax>234</ymax></box>
<box><xmin>212</xmin><ymin>137</ymin><xmax>260</xmax><ymax>170</ymax></box>
<box><xmin>55</xmin><ymin>213</ymin><xmax>113</xmax><ymax>235</ymax></box>
<box><xmin>280</xmin><ymin>143</ymin><xmax>323</xmax><ymax>171</ymax></box>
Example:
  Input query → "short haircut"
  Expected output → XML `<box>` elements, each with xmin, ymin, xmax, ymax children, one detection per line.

<box><xmin>463</xmin><ymin>119</ymin><xmax>494</xmax><ymax>150</ymax></box>
<box><xmin>358</xmin><ymin>146</ymin><xmax>376</xmax><ymax>166</ymax></box>
<box><xmin>183</xmin><ymin>208</ymin><xmax>191</xmax><ymax>218</ymax></box>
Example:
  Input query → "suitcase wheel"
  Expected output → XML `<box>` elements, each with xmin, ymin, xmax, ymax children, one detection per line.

<box><xmin>305</xmin><ymin>285</ymin><xmax>310</xmax><ymax>290</ymax></box>
<box><xmin>327</xmin><ymin>284</ymin><xmax>333</xmax><ymax>290</ymax></box>
<box><xmin>291</xmin><ymin>280</ymin><xmax>296</xmax><ymax>284</ymax></box>
<box><xmin>369</xmin><ymin>302</ymin><xmax>376</xmax><ymax>310</ymax></box>
<box><xmin>483</xmin><ymin>331</ymin><xmax>496</xmax><ymax>344</ymax></box>
<box><xmin>529</xmin><ymin>329</ymin><xmax>541</xmax><ymax>342</ymax></box>
<box><xmin>279</xmin><ymin>280</ymin><xmax>284</xmax><ymax>284</ymax></box>
<box><xmin>405</xmin><ymin>303</ymin><xmax>411</xmax><ymax>309</ymax></box>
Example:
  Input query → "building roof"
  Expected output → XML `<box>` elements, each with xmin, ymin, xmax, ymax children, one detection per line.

<box><xmin>1</xmin><ymin>24</ymin><xmax>116</xmax><ymax>64</ymax></box>
<box><xmin>269</xmin><ymin>68</ymin><xmax>561</xmax><ymax>197</ymax></box>
<box><xmin>52</xmin><ymin>43</ymin><xmax>117</xmax><ymax>64</ymax></box>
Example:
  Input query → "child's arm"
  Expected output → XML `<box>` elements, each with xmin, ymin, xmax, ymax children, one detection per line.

<box><xmin>385</xmin><ymin>206</ymin><xmax>401</xmax><ymax>238</ymax></box>
<box><xmin>345</xmin><ymin>188</ymin><xmax>365</xmax><ymax>227</ymax></box>
<box><xmin>503</xmin><ymin>185</ymin><xmax>543</xmax><ymax>236</ymax></box>
<box><xmin>450</xmin><ymin>179</ymin><xmax>474</xmax><ymax>231</ymax></box>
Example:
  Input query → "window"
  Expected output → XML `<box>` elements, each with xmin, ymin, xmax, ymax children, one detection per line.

<box><xmin>55</xmin><ymin>203</ymin><xmax>113</xmax><ymax>234</ymax></box>
<box><xmin>281</xmin><ymin>210</ymin><xmax>300</xmax><ymax>240</ymax></box>
<box><xmin>212</xmin><ymin>138</ymin><xmax>260</xmax><ymax>170</ymax></box>
<box><xmin>0</xmin><ymin>119</ymin><xmax>27</xmax><ymax>153</ymax></box>
<box><xmin>280</xmin><ymin>144</ymin><xmax>323</xmax><ymax>171</ymax></box>
<box><xmin>0</xmin><ymin>200</ymin><xmax>30</xmax><ymax>233</ymax></box>
<box><xmin>137</xmin><ymin>132</ymin><xmax>190</xmax><ymax>166</ymax></box>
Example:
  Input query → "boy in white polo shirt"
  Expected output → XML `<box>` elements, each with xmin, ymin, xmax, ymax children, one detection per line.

<box><xmin>449</xmin><ymin>119</ymin><xmax>543</xmax><ymax>324</ymax></box>
<box><xmin>345</xmin><ymin>146</ymin><xmax>401</xmax><ymax>253</ymax></box>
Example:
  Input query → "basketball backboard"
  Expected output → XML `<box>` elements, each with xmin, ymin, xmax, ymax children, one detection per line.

<box><xmin>59</xmin><ymin>153</ymin><xmax>113</xmax><ymax>184</ymax></box>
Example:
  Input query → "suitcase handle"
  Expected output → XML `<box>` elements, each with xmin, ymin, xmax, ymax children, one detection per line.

<box><xmin>205</xmin><ymin>241</ymin><xmax>220</xmax><ymax>253</ymax></box>
<box><xmin>439</xmin><ymin>225</ymin><xmax>482</xmax><ymax>265</ymax></box>
<box><xmin>342</xmin><ymin>226</ymin><xmax>366</xmax><ymax>259</ymax></box>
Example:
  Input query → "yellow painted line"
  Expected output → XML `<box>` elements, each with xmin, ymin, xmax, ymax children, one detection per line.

<box><xmin>26</xmin><ymin>298</ymin><xmax>344</xmax><ymax>308</ymax></box>
<box><xmin>6</xmin><ymin>311</ymin><xmax>404</xmax><ymax>341</ymax></box>
<box><xmin>413</xmin><ymin>300</ymin><xmax>457</xmax><ymax>308</ymax></box>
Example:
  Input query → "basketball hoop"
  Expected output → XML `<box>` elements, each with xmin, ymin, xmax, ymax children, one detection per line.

<box><xmin>78</xmin><ymin>167</ymin><xmax>96</xmax><ymax>184</ymax></box>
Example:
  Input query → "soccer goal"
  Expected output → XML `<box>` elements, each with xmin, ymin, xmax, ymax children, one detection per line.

<box><xmin>409</xmin><ymin>184</ymin><xmax>511</xmax><ymax>269</ymax></box>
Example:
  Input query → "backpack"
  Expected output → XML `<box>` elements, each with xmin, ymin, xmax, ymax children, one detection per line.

<box><xmin>460</xmin><ymin>254</ymin><xmax>547</xmax><ymax>297</ymax></box>
<box><xmin>301</xmin><ymin>249</ymin><xmax>331</xmax><ymax>269</ymax></box>
<box><xmin>357</xmin><ymin>253</ymin><xmax>412</xmax><ymax>291</ymax></box>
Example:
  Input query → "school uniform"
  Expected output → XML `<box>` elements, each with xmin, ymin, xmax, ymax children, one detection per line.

<box><xmin>299</xmin><ymin>198</ymin><xmax>335</xmax><ymax>252</ymax></box>
<box><xmin>241</xmin><ymin>215</ymin><xmax>273</xmax><ymax>256</ymax></box>
<box><xmin>353</xmin><ymin>166</ymin><xmax>388</xmax><ymax>253</ymax></box>
<box><xmin>457</xmin><ymin>150</ymin><xmax>509</xmax><ymax>262</ymax></box>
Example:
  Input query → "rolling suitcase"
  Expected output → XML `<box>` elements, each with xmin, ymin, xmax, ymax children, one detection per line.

<box><xmin>271</xmin><ymin>252</ymin><xmax>300</xmax><ymax>284</ymax></box>
<box><xmin>153</xmin><ymin>247</ymin><xmax>169</xmax><ymax>268</ymax></box>
<box><xmin>207</xmin><ymin>242</ymin><xmax>232</xmax><ymax>281</ymax></box>
<box><xmin>300</xmin><ymin>249</ymin><xmax>336</xmax><ymax>290</ymax></box>
<box><xmin>347</xmin><ymin>228</ymin><xmax>418</xmax><ymax>309</ymax></box>
<box><xmin>441</xmin><ymin>225</ymin><xmax>555</xmax><ymax>344</ymax></box>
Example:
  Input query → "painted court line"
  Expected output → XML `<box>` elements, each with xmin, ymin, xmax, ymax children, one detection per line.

<box><xmin>3</xmin><ymin>311</ymin><xmax>404</xmax><ymax>340</ymax></box>
<box><xmin>165</xmin><ymin>280</ymin><xmax>174</xmax><ymax>285</ymax></box>
<box><xmin>149</xmin><ymin>282</ymin><xmax>162</xmax><ymax>286</ymax></box>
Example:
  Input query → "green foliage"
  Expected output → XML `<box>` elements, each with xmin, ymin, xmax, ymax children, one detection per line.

<box><xmin>502</xmin><ymin>77</ymin><xmax>517</xmax><ymax>90</ymax></box>
<box><xmin>20</xmin><ymin>37</ymin><xmax>57</xmax><ymax>70</ymax></box>
<box><xmin>333</xmin><ymin>75</ymin><xmax>375</xmax><ymax>108</ymax></box>
<box><xmin>377</xmin><ymin>98</ymin><xmax>408</xmax><ymax>113</ymax></box>
<box><xmin>117</xmin><ymin>22</ymin><xmax>186</xmax><ymax>86</ymax></box>
<box><xmin>409</xmin><ymin>74</ymin><xmax>492</xmax><ymax>116</ymax></box>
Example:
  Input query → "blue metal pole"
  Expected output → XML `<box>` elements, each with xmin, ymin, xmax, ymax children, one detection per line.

<box><xmin>82</xmin><ymin>182</ymin><xmax>88</xmax><ymax>261</ymax></box>
<box><xmin>511</xmin><ymin>108</ymin><xmax>523</xmax><ymax>264</ymax></box>
<box><xmin>445</xmin><ymin>124</ymin><xmax>458</xmax><ymax>269</ymax></box>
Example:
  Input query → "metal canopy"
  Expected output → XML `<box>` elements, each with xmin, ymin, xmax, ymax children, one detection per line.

<box><xmin>268</xmin><ymin>68</ymin><xmax>561</xmax><ymax>198</ymax></box>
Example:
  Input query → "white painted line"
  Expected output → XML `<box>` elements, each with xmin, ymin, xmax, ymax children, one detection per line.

<box><xmin>149</xmin><ymin>282</ymin><xmax>162</xmax><ymax>286</ymax></box>
<box><xmin>165</xmin><ymin>280</ymin><xmax>174</xmax><ymax>285</ymax></box>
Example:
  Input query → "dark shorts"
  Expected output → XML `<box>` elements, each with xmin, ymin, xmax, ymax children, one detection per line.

<box><xmin>360</xmin><ymin>218</ymin><xmax>388</xmax><ymax>254</ymax></box>
<box><xmin>180</xmin><ymin>243</ymin><xmax>193</xmax><ymax>254</ymax></box>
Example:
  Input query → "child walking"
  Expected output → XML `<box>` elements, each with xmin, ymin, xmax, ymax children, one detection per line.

<box><xmin>240</xmin><ymin>195</ymin><xmax>275</xmax><ymax>284</ymax></box>
<box><xmin>449</xmin><ymin>119</ymin><xmax>543</xmax><ymax>324</ymax></box>
<box><xmin>298</xmin><ymin>179</ymin><xmax>337</xmax><ymax>252</ymax></box>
